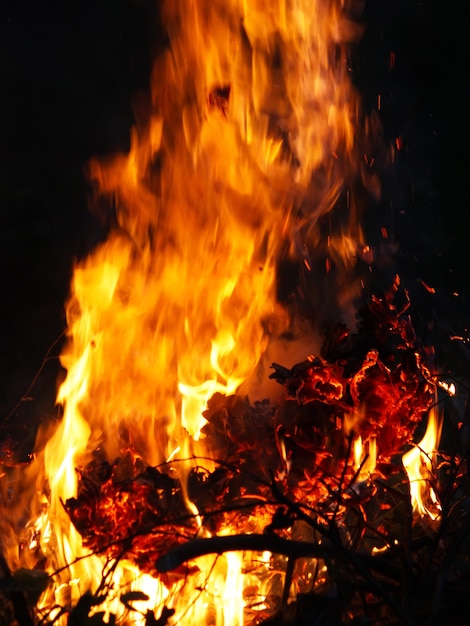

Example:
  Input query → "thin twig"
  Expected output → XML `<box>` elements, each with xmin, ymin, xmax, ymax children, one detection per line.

<box><xmin>2</xmin><ymin>331</ymin><xmax>65</xmax><ymax>424</ymax></box>
<box><xmin>281</xmin><ymin>557</ymin><xmax>295</xmax><ymax>608</ymax></box>
<box><xmin>333</xmin><ymin>433</ymin><xmax>354</xmax><ymax>519</ymax></box>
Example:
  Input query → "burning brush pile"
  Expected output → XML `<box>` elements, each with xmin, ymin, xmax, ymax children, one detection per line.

<box><xmin>6</xmin><ymin>279</ymin><xmax>470</xmax><ymax>626</ymax></box>
<box><xmin>2</xmin><ymin>0</ymin><xmax>470</xmax><ymax>625</ymax></box>
<box><xmin>64</xmin><ymin>278</ymin><xmax>433</xmax><ymax>578</ymax></box>
<box><xmin>3</xmin><ymin>279</ymin><xmax>470</xmax><ymax>626</ymax></box>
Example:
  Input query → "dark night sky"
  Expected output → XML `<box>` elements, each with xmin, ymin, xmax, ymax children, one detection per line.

<box><xmin>0</xmin><ymin>0</ymin><xmax>156</xmax><ymax>442</ymax></box>
<box><xmin>0</xmin><ymin>0</ymin><xmax>469</xmax><ymax>452</ymax></box>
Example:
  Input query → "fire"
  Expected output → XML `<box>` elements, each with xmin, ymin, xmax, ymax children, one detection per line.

<box><xmin>0</xmin><ymin>0</ymin><xmax>441</xmax><ymax>624</ymax></box>
<box><xmin>353</xmin><ymin>435</ymin><xmax>377</xmax><ymax>481</ymax></box>
<box><xmin>402</xmin><ymin>406</ymin><xmax>443</xmax><ymax>519</ymax></box>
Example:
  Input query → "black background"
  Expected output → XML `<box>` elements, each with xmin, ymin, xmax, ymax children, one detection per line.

<box><xmin>0</xmin><ymin>0</ymin><xmax>468</xmax><ymax>450</ymax></box>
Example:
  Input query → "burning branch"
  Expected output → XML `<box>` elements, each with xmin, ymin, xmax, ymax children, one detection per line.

<box><xmin>155</xmin><ymin>534</ymin><xmax>329</xmax><ymax>573</ymax></box>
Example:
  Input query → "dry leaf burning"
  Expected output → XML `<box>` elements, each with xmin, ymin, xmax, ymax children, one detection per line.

<box><xmin>0</xmin><ymin>1</ymin><xmax>457</xmax><ymax>625</ymax></box>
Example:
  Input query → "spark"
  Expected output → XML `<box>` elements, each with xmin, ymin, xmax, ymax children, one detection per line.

<box><xmin>420</xmin><ymin>280</ymin><xmax>436</xmax><ymax>294</ymax></box>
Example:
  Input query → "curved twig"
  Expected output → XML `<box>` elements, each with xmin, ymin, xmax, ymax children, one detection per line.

<box><xmin>155</xmin><ymin>533</ymin><xmax>329</xmax><ymax>572</ymax></box>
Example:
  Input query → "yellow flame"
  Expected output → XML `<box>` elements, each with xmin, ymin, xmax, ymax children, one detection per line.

<box><xmin>223</xmin><ymin>552</ymin><xmax>244</xmax><ymax>626</ymax></box>
<box><xmin>402</xmin><ymin>407</ymin><xmax>442</xmax><ymax>519</ymax></box>
<box><xmin>353</xmin><ymin>435</ymin><xmax>377</xmax><ymax>480</ymax></box>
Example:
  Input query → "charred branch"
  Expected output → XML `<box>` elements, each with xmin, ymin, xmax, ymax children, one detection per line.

<box><xmin>155</xmin><ymin>533</ymin><xmax>329</xmax><ymax>572</ymax></box>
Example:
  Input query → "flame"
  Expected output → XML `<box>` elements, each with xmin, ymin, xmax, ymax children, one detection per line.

<box><xmin>353</xmin><ymin>435</ymin><xmax>377</xmax><ymax>480</ymax></box>
<box><xmin>1</xmin><ymin>0</ymin><xmax>371</xmax><ymax>623</ymax></box>
<box><xmin>222</xmin><ymin>552</ymin><xmax>244</xmax><ymax>626</ymax></box>
<box><xmin>344</xmin><ymin>407</ymin><xmax>377</xmax><ymax>481</ymax></box>
<box><xmin>402</xmin><ymin>406</ymin><xmax>442</xmax><ymax>519</ymax></box>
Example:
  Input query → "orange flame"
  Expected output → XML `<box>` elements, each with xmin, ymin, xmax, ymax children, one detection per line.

<box><xmin>402</xmin><ymin>406</ymin><xmax>442</xmax><ymax>519</ymax></box>
<box><xmin>353</xmin><ymin>435</ymin><xmax>377</xmax><ymax>480</ymax></box>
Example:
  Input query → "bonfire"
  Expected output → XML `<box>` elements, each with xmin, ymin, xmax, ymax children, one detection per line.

<box><xmin>1</xmin><ymin>1</ymin><xmax>469</xmax><ymax>626</ymax></box>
